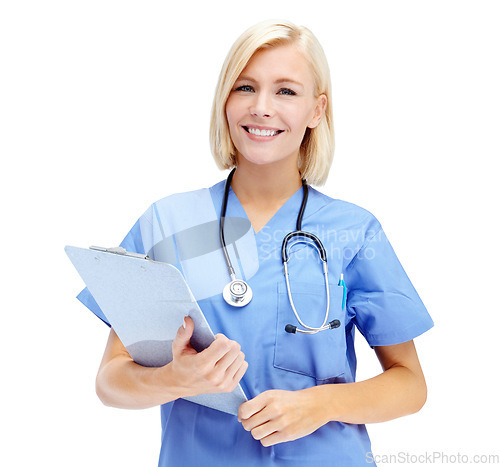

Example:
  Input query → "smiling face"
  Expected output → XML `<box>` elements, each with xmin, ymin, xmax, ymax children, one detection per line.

<box><xmin>225</xmin><ymin>44</ymin><xmax>326</xmax><ymax>170</ymax></box>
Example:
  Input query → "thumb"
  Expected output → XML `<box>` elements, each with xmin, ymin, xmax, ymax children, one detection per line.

<box><xmin>172</xmin><ymin>316</ymin><xmax>195</xmax><ymax>354</ymax></box>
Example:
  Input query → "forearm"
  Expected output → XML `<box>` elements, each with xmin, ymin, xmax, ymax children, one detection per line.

<box><xmin>239</xmin><ymin>341</ymin><xmax>428</xmax><ymax>447</ymax></box>
<box><xmin>96</xmin><ymin>354</ymin><xmax>182</xmax><ymax>410</ymax></box>
<box><xmin>310</xmin><ymin>364</ymin><xmax>427</xmax><ymax>425</ymax></box>
<box><xmin>95</xmin><ymin>321</ymin><xmax>247</xmax><ymax>410</ymax></box>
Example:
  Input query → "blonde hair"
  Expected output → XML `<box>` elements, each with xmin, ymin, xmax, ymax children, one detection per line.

<box><xmin>209</xmin><ymin>20</ymin><xmax>334</xmax><ymax>186</ymax></box>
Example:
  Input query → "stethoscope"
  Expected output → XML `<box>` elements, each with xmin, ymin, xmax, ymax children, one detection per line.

<box><xmin>219</xmin><ymin>168</ymin><xmax>341</xmax><ymax>334</ymax></box>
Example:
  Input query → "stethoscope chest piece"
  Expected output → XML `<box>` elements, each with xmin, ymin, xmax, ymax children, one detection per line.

<box><xmin>223</xmin><ymin>279</ymin><xmax>253</xmax><ymax>307</ymax></box>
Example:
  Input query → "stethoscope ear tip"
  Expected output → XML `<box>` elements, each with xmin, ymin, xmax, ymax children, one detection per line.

<box><xmin>329</xmin><ymin>319</ymin><xmax>341</xmax><ymax>329</ymax></box>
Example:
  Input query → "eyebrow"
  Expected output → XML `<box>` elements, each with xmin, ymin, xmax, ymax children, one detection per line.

<box><xmin>235</xmin><ymin>76</ymin><xmax>304</xmax><ymax>88</ymax></box>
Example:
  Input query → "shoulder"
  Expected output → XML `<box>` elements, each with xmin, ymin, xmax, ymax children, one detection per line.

<box><xmin>136</xmin><ymin>181</ymin><xmax>225</xmax><ymax>230</ymax></box>
<box><xmin>152</xmin><ymin>184</ymin><xmax>217</xmax><ymax>208</ymax></box>
<box><xmin>129</xmin><ymin>182</ymin><xmax>225</xmax><ymax>259</ymax></box>
<box><xmin>145</xmin><ymin>181</ymin><xmax>223</xmax><ymax>215</ymax></box>
<box><xmin>307</xmin><ymin>187</ymin><xmax>382</xmax><ymax>237</ymax></box>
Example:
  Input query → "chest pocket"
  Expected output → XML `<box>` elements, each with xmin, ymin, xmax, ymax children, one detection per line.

<box><xmin>274</xmin><ymin>281</ymin><xmax>347</xmax><ymax>382</ymax></box>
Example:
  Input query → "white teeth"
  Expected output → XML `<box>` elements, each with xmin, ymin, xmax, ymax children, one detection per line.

<box><xmin>247</xmin><ymin>127</ymin><xmax>279</xmax><ymax>136</ymax></box>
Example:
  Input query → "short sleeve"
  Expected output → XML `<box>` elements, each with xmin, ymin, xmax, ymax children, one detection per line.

<box><xmin>76</xmin><ymin>214</ymin><xmax>148</xmax><ymax>327</ymax></box>
<box><xmin>344</xmin><ymin>227</ymin><xmax>433</xmax><ymax>346</ymax></box>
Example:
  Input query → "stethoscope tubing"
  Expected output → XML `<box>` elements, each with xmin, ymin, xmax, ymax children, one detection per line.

<box><xmin>220</xmin><ymin>168</ymin><xmax>338</xmax><ymax>334</ymax></box>
<box><xmin>282</xmin><ymin>237</ymin><xmax>331</xmax><ymax>333</ymax></box>
<box><xmin>219</xmin><ymin>168</ymin><xmax>237</xmax><ymax>281</ymax></box>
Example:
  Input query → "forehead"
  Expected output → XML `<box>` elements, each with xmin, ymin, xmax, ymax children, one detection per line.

<box><xmin>238</xmin><ymin>44</ymin><xmax>314</xmax><ymax>86</ymax></box>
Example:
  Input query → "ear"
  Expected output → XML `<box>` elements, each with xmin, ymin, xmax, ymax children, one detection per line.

<box><xmin>308</xmin><ymin>94</ymin><xmax>327</xmax><ymax>129</ymax></box>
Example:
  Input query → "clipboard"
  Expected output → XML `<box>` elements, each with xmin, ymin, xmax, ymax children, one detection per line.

<box><xmin>65</xmin><ymin>245</ymin><xmax>247</xmax><ymax>416</ymax></box>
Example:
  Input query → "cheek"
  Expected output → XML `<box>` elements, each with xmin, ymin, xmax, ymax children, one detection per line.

<box><xmin>277</xmin><ymin>102</ymin><xmax>314</xmax><ymax>133</ymax></box>
<box><xmin>225</xmin><ymin>97</ymin><xmax>241</xmax><ymax>127</ymax></box>
<box><xmin>287</xmin><ymin>116</ymin><xmax>312</xmax><ymax>139</ymax></box>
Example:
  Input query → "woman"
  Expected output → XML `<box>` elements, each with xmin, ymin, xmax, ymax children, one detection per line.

<box><xmin>78</xmin><ymin>20</ymin><xmax>433</xmax><ymax>466</ymax></box>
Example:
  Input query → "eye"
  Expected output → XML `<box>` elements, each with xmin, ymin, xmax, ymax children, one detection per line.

<box><xmin>278</xmin><ymin>88</ymin><xmax>296</xmax><ymax>96</ymax></box>
<box><xmin>234</xmin><ymin>85</ymin><xmax>254</xmax><ymax>92</ymax></box>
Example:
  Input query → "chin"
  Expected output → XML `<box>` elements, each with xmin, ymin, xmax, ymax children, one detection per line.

<box><xmin>240</xmin><ymin>159</ymin><xmax>282</xmax><ymax>168</ymax></box>
<box><xmin>237</xmin><ymin>152</ymin><xmax>290</xmax><ymax>167</ymax></box>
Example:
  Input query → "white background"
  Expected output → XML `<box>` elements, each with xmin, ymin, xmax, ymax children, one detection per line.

<box><xmin>1</xmin><ymin>1</ymin><xmax>499</xmax><ymax>466</ymax></box>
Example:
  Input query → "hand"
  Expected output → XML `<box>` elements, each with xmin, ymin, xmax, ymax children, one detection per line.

<box><xmin>169</xmin><ymin>317</ymin><xmax>248</xmax><ymax>398</ymax></box>
<box><xmin>238</xmin><ymin>388</ymin><xmax>328</xmax><ymax>447</ymax></box>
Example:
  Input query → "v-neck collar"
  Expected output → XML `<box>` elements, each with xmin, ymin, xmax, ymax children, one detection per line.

<box><xmin>227</xmin><ymin>185</ymin><xmax>305</xmax><ymax>236</ymax></box>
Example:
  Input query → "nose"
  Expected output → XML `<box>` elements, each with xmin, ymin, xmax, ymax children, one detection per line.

<box><xmin>250</xmin><ymin>91</ymin><xmax>273</xmax><ymax>118</ymax></box>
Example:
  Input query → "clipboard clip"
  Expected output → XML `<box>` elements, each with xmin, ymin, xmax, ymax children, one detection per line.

<box><xmin>90</xmin><ymin>245</ymin><xmax>150</xmax><ymax>260</ymax></box>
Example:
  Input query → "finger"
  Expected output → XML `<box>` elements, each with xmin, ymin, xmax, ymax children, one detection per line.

<box><xmin>172</xmin><ymin>316</ymin><xmax>195</xmax><ymax>354</ymax></box>
<box><xmin>214</xmin><ymin>345</ymin><xmax>244</xmax><ymax>374</ymax></box>
<box><xmin>238</xmin><ymin>392</ymin><xmax>269</xmax><ymax>421</ymax></box>
<box><xmin>192</xmin><ymin>347</ymin><xmax>242</xmax><ymax>392</ymax></box>
<box><xmin>219</xmin><ymin>356</ymin><xmax>247</xmax><ymax>393</ymax></box>
<box><xmin>231</xmin><ymin>359</ymin><xmax>248</xmax><ymax>386</ymax></box>
<box><xmin>250</xmin><ymin>419</ymin><xmax>280</xmax><ymax>442</ymax></box>
<box><xmin>223</xmin><ymin>351</ymin><xmax>246</xmax><ymax>380</ymax></box>
<box><xmin>199</xmin><ymin>335</ymin><xmax>239</xmax><ymax>366</ymax></box>
<box><xmin>241</xmin><ymin>406</ymin><xmax>270</xmax><ymax>432</ymax></box>
<box><xmin>214</xmin><ymin>359</ymin><xmax>248</xmax><ymax>394</ymax></box>
<box><xmin>259</xmin><ymin>430</ymin><xmax>286</xmax><ymax>448</ymax></box>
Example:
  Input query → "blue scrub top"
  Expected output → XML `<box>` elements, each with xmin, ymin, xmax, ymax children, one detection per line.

<box><xmin>77</xmin><ymin>180</ymin><xmax>433</xmax><ymax>466</ymax></box>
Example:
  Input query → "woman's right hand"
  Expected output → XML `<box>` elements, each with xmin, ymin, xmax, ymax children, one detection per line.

<box><xmin>95</xmin><ymin>317</ymin><xmax>247</xmax><ymax>409</ymax></box>
<box><xmin>168</xmin><ymin>316</ymin><xmax>248</xmax><ymax>398</ymax></box>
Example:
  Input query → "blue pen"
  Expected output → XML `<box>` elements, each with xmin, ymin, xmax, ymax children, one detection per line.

<box><xmin>338</xmin><ymin>273</ymin><xmax>347</xmax><ymax>310</ymax></box>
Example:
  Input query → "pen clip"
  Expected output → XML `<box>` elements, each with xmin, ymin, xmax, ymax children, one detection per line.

<box><xmin>338</xmin><ymin>273</ymin><xmax>347</xmax><ymax>310</ymax></box>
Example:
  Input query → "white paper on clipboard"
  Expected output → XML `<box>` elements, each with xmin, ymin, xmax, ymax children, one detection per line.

<box><xmin>65</xmin><ymin>245</ymin><xmax>247</xmax><ymax>415</ymax></box>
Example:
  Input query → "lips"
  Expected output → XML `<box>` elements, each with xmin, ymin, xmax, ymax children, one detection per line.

<box><xmin>243</xmin><ymin>125</ymin><xmax>284</xmax><ymax>137</ymax></box>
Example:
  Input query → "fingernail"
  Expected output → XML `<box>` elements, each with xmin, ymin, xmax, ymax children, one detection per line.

<box><xmin>182</xmin><ymin>317</ymin><xmax>186</xmax><ymax>329</ymax></box>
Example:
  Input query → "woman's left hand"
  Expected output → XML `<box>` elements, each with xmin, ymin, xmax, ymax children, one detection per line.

<box><xmin>238</xmin><ymin>341</ymin><xmax>428</xmax><ymax>447</ymax></box>
<box><xmin>237</xmin><ymin>388</ymin><xmax>328</xmax><ymax>447</ymax></box>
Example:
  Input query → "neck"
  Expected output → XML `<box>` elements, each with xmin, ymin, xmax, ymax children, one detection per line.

<box><xmin>230</xmin><ymin>161</ymin><xmax>303</xmax><ymax>206</ymax></box>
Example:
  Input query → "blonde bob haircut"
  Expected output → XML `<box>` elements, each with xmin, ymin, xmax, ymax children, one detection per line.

<box><xmin>210</xmin><ymin>20</ymin><xmax>334</xmax><ymax>186</ymax></box>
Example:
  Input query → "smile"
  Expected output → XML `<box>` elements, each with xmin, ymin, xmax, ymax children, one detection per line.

<box><xmin>243</xmin><ymin>126</ymin><xmax>284</xmax><ymax>137</ymax></box>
